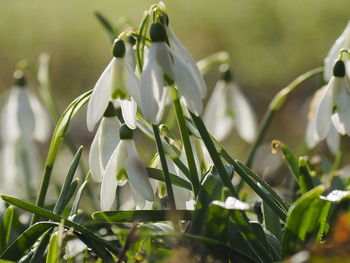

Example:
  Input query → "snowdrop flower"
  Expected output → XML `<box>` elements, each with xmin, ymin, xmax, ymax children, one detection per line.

<box><xmin>89</xmin><ymin>102</ymin><xmax>121</xmax><ymax>182</ymax></box>
<box><xmin>324</xmin><ymin>21</ymin><xmax>350</xmax><ymax>82</ymax></box>
<box><xmin>87</xmin><ymin>38</ymin><xmax>140</xmax><ymax>131</ymax></box>
<box><xmin>306</xmin><ymin>87</ymin><xmax>339</xmax><ymax>154</ymax></box>
<box><xmin>0</xmin><ymin>71</ymin><xmax>49</xmax><ymax>197</ymax></box>
<box><xmin>100</xmin><ymin>124</ymin><xmax>154</xmax><ymax>210</ymax></box>
<box><xmin>139</xmin><ymin>23</ymin><xmax>205</xmax><ymax>124</ymax></box>
<box><xmin>203</xmin><ymin>66</ymin><xmax>257</xmax><ymax>143</ymax></box>
<box><xmin>315</xmin><ymin>60</ymin><xmax>350</xmax><ymax>140</ymax></box>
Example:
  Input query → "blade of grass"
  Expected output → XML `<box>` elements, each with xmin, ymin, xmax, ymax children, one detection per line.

<box><xmin>31</xmin><ymin>90</ymin><xmax>92</xmax><ymax>225</ymax></box>
<box><xmin>0</xmin><ymin>206</ymin><xmax>15</xmax><ymax>254</ymax></box>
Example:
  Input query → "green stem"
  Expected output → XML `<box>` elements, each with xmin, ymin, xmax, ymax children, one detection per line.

<box><xmin>245</xmin><ymin>67</ymin><xmax>323</xmax><ymax>168</ymax></box>
<box><xmin>191</xmin><ymin>113</ymin><xmax>238</xmax><ymax>198</ymax></box>
<box><xmin>171</xmin><ymin>88</ymin><xmax>200</xmax><ymax>197</ymax></box>
<box><xmin>152</xmin><ymin>125</ymin><xmax>176</xmax><ymax>211</ymax></box>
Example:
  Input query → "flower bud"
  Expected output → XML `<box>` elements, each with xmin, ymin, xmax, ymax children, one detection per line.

<box><xmin>103</xmin><ymin>102</ymin><xmax>119</xmax><ymax>117</ymax></box>
<box><xmin>13</xmin><ymin>70</ymin><xmax>26</xmax><ymax>87</ymax></box>
<box><xmin>119</xmin><ymin>123</ymin><xmax>133</xmax><ymax>140</ymax></box>
<box><xmin>150</xmin><ymin>23</ymin><xmax>167</xmax><ymax>42</ymax></box>
<box><xmin>113</xmin><ymin>39</ymin><xmax>126</xmax><ymax>58</ymax></box>
<box><xmin>333</xmin><ymin>60</ymin><xmax>346</xmax><ymax>77</ymax></box>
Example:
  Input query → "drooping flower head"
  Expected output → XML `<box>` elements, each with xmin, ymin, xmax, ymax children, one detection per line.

<box><xmin>100</xmin><ymin>124</ymin><xmax>154</xmax><ymax>210</ymax></box>
<box><xmin>324</xmin><ymin>21</ymin><xmax>350</xmax><ymax>82</ymax></box>
<box><xmin>0</xmin><ymin>70</ymin><xmax>50</xmax><ymax>198</ymax></box>
<box><xmin>203</xmin><ymin>65</ymin><xmax>257</xmax><ymax>143</ymax></box>
<box><xmin>87</xmin><ymin>38</ymin><xmax>140</xmax><ymax>131</ymax></box>
<box><xmin>89</xmin><ymin>102</ymin><xmax>121</xmax><ymax>182</ymax></box>
<box><xmin>139</xmin><ymin>22</ymin><xmax>205</xmax><ymax>124</ymax></box>
<box><xmin>315</xmin><ymin>59</ymin><xmax>350</xmax><ymax>140</ymax></box>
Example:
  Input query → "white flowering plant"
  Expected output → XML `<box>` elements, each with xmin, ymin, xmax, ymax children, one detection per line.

<box><xmin>1</xmin><ymin>2</ymin><xmax>350</xmax><ymax>262</ymax></box>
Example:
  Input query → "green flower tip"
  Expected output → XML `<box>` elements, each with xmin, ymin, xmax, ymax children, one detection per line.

<box><xmin>219</xmin><ymin>64</ymin><xmax>233</xmax><ymax>82</ymax></box>
<box><xmin>150</xmin><ymin>23</ymin><xmax>167</xmax><ymax>42</ymax></box>
<box><xmin>13</xmin><ymin>70</ymin><xmax>26</xmax><ymax>87</ymax></box>
<box><xmin>103</xmin><ymin>102</ymin><xmax>119</xmax><ymax>117</ymax></box>
<box><xmin>119</xmin><ymin>123</ymin><xmax>134</xmax><ymax>140</ymax></box>
<box><xmin>333</xmin><ymin>60</ymin><xmax>346</xmax><ymax>77</ymax></box>
<box><xmin>113</xmin><ymin>39</ymin><xmax>126</xmax><ymax>58</ymax></box>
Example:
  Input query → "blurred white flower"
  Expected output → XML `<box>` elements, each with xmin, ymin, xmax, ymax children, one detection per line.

<box><xmin>324</xmin><ymin>21</ymin><xmax>350</xmax><ymax>82</ymax></box>
<box><xmin>100</xmin><ymin>124</ymin><xmax>154</xmax><ymax>210</ymax></box>
<box><xmin>306</xmin><ymin>87</ymin><xmax>340</xmax><ymax>154</ymax></box>
<box><xmin>0</xmin><ymin>71</ymin><xmax>50</xmax><ymax>197</ymax></box>
<box><xmin>87</xmin><ymin>39</ymin><xmax>139</xmax><ymax>131</ymax></box>
<box><xmin>315</xmin><ymin>60</ymin><xmax>350</xmax><ymax>141</ymax></box>
<box><xmin>89</xmin><ymin>104</ymin><xmax>121</xmax><ymax>182</ymax></box>
<box><xmin>203</xmin><ymin>66</ymin><xmax>257</xmax><ymax>143</ymax></box>
<box><xmin>139</xmin><ymin>23</ymin><xmax>205</xmax><ymax>124</ymax></box>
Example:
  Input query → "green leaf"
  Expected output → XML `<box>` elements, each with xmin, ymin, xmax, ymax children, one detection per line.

<box><xmin>263</xmin><ymin>201</ymin><xmax>282</xmax><ymax>242</ymax></box>
<box><xmin>54</xmin><ymin>146</ymin><xmax>82</xmax><ymax>214</ymax></box>
<box><xmin>282</xmin><ymin>186</ymin><xmax>326</xmax><ymax>257</ymax></box>
<box><xmin>272</xmin><ymin>140</ymin><xmax>299</xmax><ymax>182</ymax></box>
<box><xmin>0</xmin><ymin>206</ymin><xmax>15</xmax><ymax>254</ymax></box>
<box><xmin>32</xmin><ymin>90</ymin><xmax>92</xmax><ymax>224</ymax></box>
<box><xmin>92</xmin><ymin>210</ymin><xmax>192</xmax><ymax>223</ymax></box>
<box><xmin>234</xmin><ymin>161</ymin><xmax>288</xmax><ymax>221</ymax></box>
<box><xmin>94</xmin><ymin>11</ymin><xmax>116</xmax><ymax>41</ymax></box>
<box><xmin>1</xmin><ymin>195</ymin><xmax>118</xmax><ymax>262</ymax></box>
<box><xmin>70</xmin><ymin>172</ymin><xmax>91</xmax><ymax>218</ymax></box>
<box><xmin>146</xmin><ymin>168</ymin><xmax>192</xmax><ymax>190</ymax></box>
<box><xmin>1</xmin><ymin>222</ymin><xmax>54</xmax><ymax>261</ymax></box>
<box><xmin>46</xmin><ymin>232</ymin><xmax>59</xmax><ymax>263</ymax></box>
<box><xmin>189</xmin><ymin>170</ymin><xmax>226</xmax><ymax>235</ymax></box>
<box><xmin>298</xmin><ymin>157</ymin><xmax>315</xmax><ymax>195</ymax></box>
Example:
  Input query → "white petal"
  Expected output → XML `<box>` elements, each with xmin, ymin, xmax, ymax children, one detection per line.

<box><xmin>89</xmin><ymin>125</ymin><xmax>103</xmax><ymax>182</ymax></box>
<box><xmin>171</xmin><ymin>49</ymin><xmax>203</xmax><ymax>115</ymax></box>
<box><xmin>124</xmin><ymin>62</ymin><xmax>140</xmax><ymax>104</ymax></box>
<box><xmin>167</xmin><ymin>28</ymin><xmax>207</xmax><ymax>98</ymax></box>
<box><xmin>305</xmin><ymin>116</ymin><xmax>320</xmax><ymax>149</ymax></box>
<box><xmin>334</xmin><ymin>79</ymin><xmax>350</xmax><ymax>136</ymax></box>
<box><xmin>87</xmin><ymin>59</ymin><xmax>114</xmax><ymax>132</ymax></box>
<box><xmin>139</xmin><ymin>53</ymin><xmax>164</xmax><ymax>124</ymax></box>
<box><xmin>17</xmin><ymin>89</ymin><xmax>36</xmax><ymax>141</ymax></box>
<box><xmin>324</xmin><ymin>21</ymin><xmax>350</xmax><ymax>82</ymax></box>
<box><xmin>129</xmin><ymin>183</ymin><xmax>146</xmax><ymax>209</ymax></box>
<box><xmin>119</xmin><ymin>99</ymin><xmax>137</xmax><ymax>129</ymax></box>
<box><xmin>125</xmin><ymin>42</ymin><xmax>136</xmax><ymax>71</ymax></box>
<box><xmin>326</xmin><ymin>123</ymin><xmax>340</xmax><ymax>155</ymax></box>
<box><xmin>315</xmin><ymin>79</ymin><xmax>334</xmax><ymax>140</ymax></box>
<box><xmin>100</xmin><ymin>140</ymin><xmax>127</xmax><ymax>210</ymax></box>
<box><xmin>231</xmin><ymin>83</ymin><xmax>257</xmax><ymax>143</ymax></box>
<box><xmin>99</xmin><ymin>117</ymin><xmax>121</xmax><ymax>169</ymax></box>
<box><xmin>203</xmin><ymin>80</ymin><xmax>233</xmax><ymax>141</ymax></box>
<box><xmin>125</xmin><ymin>141</ymin><xmax>154</xmax><ymax>201</ymax></box>
<box><xmin>331</xmin><ymin>113</ymin><xmax>346</xmax><ymax>135</ymax></box>
<box><xmin>28</xmin><ymin>91</ymin><xmax>50</xmax><ymax>142</ymax></box>
<box><xmin>153</xmin><ymin>42</ymin><xmax>174</xmax><ymax>81</ymax></box>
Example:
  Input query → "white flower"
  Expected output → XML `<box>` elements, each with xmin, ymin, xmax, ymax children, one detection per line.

<box><xmin>139</xmin><ymin>23</ymin><xmax>205</xmax><ymax>124</ymax></box>
<box><xmin>89</xmin><ymin>109</ymin><xmax>121</xmax><ymax>182</ymax></box>
<box><xmin>1</xmin><ymin>74</ymin><xmax>50</xmax><ymax>143</ymax></box>
<box><xmin>315</xmin><ymin>60</ymin><xmax>350</xmax><ymax>141</ymax></box>
<box><xmin>324</xmin><ymin>21</ymin><xmax>350</xmax><ymax>82</ymax></box>
<box><xmin>203</xmin><ymin>67</ymin><xmax>257</xmax><ymax>143</ymax></box>
<box><xmin>100</xmin><ymin>124</ymin><xmax>154</xmax><ymax>210</ymax></box>
<box><xmin>87</xmin><ymin>39</ymin><xmax>140</xmax><ymax>131</ymax></box>
<box><xmin>306</xmin><ymin>87</ymin><xmax>340</xmax><ymax>155</ymax></box>
<box><xmin>0</xmin><ymin>71</ymin><xmax>49</xmax><ymax>197</ymax></box>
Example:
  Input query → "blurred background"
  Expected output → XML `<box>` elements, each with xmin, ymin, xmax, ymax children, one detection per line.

<box><xmin>1</xmin><ymin>0</ymin><xmax>350</xmax><ymax>202</ymax></box>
